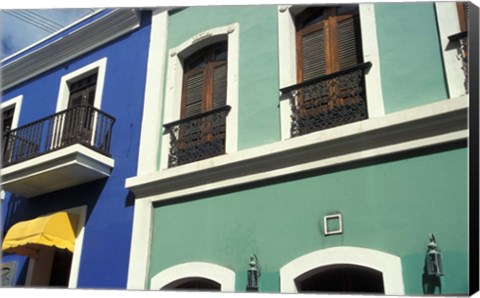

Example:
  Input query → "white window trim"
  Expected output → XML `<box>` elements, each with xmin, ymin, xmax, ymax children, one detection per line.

<box><xmin>277</xmin><ymin>4</ymin><xmax>385</xmax><ymax>140</ymax></box>
<box><xmin>56</xmin><ymin>57</ymin><xmax>107</xmax><ymax>112</ymax></box>
<box><xmin>54</xmin><ymin>58</ymin><xmax>107</xmax><ymax>146</ymax></box>
<box><xmin>150</xmin><ymin>262</ymin><xmax>236</xmax><ymax>291</ymax></box>
<box><xmin>1</xmin><ymin>95</ymin><xmax>23</xmax><ymax>131</ymax></box>
<box><xmin>435</xmin><ymin>2</ymin><xmax>467</xmax><ymax>98</ymax></box>
<box><xmin>279</xmin><ymin>246</ymin><xmax>405</xmax><ymax>295</ymax></box>
<box><xmin>1</xmin><ymin>95</ymin><xmax>23</xmax><ymax>168</ymax></box>
<box><xmin>160</xmin><ymin>23</ymin><xmax>240</xmax><ymax>170</ymax></box>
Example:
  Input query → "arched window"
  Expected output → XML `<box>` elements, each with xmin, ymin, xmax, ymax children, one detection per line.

<box><xmin>164</xmin><ymin>41</ymin><xmax>231</xmax><ymax>167</ymax></box>
<box><xmin>182</xmin><ymin>42</ymin><xmax>228</xmax><ymax>118</ymax></box>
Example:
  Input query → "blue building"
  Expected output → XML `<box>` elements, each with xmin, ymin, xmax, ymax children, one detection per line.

<box><xmin>0</xmin><ymin>8</ymin><xmax>159</xmax><ymax>288</ymax></box>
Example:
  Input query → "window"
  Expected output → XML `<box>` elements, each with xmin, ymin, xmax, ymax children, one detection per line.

<box><xmin>296</xmin><ymin>6</ymin><xmax>363</xmax><ymax>82</ymax></box>
<box><xmin>282</xmin><ymin>5</ymin><xmax>369</xmax><ymax>137</ymax></box>
<box><xmin>2</xmin><ymin>106</ymin><xmax>16</xmax><ymax>159</ymax></box>
<box><xmin>1</xmin><ymin>96</ymin><xmax>22</xmax><ymax>164</ymax></box>
<box><xmin>62</xmin><ymin>72</ymin><xmax>98</xmax><ymax>146</ymax></box>
<box><xmin>161</xmin><ymin>23</ymin><xmax>239</xmax><ymax>169</ymax></box>
<box><xmin>182</xmin><ymin>42</ymin><xmax>228</xmax><ymax>118</ymax></box>
<box><xmin>164</xmin><ymin>42</ymin><xmax>229</xmax><ymax>167</ymax></box>
<box><xmin>456</xmin><ymin>2</ymin><xmax>468</xmax><ymax>33</ymax></box>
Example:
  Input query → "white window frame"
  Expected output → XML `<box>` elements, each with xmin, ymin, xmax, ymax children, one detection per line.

<box><xmin>54</xmin><ymin>57</ymin><xmax>108</xmax><ymax>146</ymax></box>
<box><xmin>56</xmin><ymin>58</ymin><xmax>107</xmax><ymax>112</ymax></box>
<box><xmin>150</xmin><ymin>261</ymin><xmax>236</xmax><ymax>291</ymax></box>
<box><xmin>160</xmin><ymin>23</ymin><xmax>240</xmax><ymax>170</ymax></box>
<box><xmin>1</xmin><ymin>95</ymin><xmax>23</xmax><ymax>167</ymax></box>
<box><xmin>277</xmin><ymin>4</ymin><xmax>385</xmax><ymax>140</ymax></box>
<box><xmin>1</xmin><ymin>95</ymin><xmax>23</xmax><ymax>131</ymax></box>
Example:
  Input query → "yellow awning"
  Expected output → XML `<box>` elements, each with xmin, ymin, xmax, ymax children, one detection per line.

<box><xmin>2</xmin><ymin>212</ymin><xmax>78</xmax><ymax>258</ymax></box>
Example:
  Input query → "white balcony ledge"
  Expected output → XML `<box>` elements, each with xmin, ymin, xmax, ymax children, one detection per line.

<box><xmin>1</xmin><ymin>144</ymin><xmax>114</xmax><ymax>198</ymax></box>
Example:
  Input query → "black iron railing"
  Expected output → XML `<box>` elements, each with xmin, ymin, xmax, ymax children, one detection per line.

<box><xmin>2</xmin><ymin>105</ymin><xmax>115</xmax><ymax>167</ymax></box>
<box><xmin>163</xmin><ymin>105</ymin><xmax>231</xmax><ymax>168</ymax></box>
<box><xmin>449</xmin><ymin>31</ymin><xmax>468</xmax><ymax>93</ymax></box>
<box><xmin>280</xmin><ymin>62</ymin><xmax>371</xmax><ymax>138</ymax></box>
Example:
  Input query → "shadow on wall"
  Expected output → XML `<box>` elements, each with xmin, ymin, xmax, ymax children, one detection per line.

<box><xmin>2</xmin><ymin>178</ymin><xmax>108</xmax><ymax>233</ymax></box>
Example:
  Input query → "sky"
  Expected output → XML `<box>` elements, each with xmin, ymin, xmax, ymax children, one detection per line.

<box><xmin>1</xmin><ymin>9</ymin><xmax>95</xmax><ymax>58</ymax></box>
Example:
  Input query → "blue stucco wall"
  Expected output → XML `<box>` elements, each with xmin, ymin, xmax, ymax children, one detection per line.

<box><xmin>1</xmin><ymin>10</ymin><xmax>151</xmax><ymax>289</ymax></box>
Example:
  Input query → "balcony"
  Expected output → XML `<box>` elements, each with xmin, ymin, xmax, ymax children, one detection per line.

<box><xmin>280</xmin><ymin>62</ymin><xmax>371</xmax><ymax>138</ymax></box>
<box><xmin>1</xmin><ymin>105</ymin><xmax>115</xmax><ymax>198</ymax></box>
<box><xmin>163</xmin><ymin>106</ymin><xmax>230</xmax><ymax>168</ymax></box>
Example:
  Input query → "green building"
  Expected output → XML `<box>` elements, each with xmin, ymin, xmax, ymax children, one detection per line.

<box><xmin>125</xmin><ymin>3</ymin><xmax>471</xmax><ymax>295</ymax></box>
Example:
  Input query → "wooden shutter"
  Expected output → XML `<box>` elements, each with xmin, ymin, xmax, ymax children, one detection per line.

<box><xmin>211</xmin><ymin>62</ymin><xmax>227</xmax><ymax>109</ymax></box>
<box><xmin>183</xmin><ymin>70</ymin><xmax>205</xmax><ymax>118</ymax></box>
<box><xmin>336</xmin><ymin>14</ymin><xmax>363</xmax><ymax>71</ymax></box>
<box><xmin>296</xmin><ymin>6</ymin><xmax>362</xmax><ymax>82</ymax></box>
<box><xmin>457</xmin><ymin>2</ymin><xmax>468</xmax><ymax>32</ymax></box>
<box><xmin>300</xmin><ymin>26</ymin><xmax>327</xmax><ymax>81</ymax></box>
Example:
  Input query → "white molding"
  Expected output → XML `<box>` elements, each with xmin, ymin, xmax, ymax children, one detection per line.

<box><xmin>126</xmin><ymin>95</ymin><xmax>468</xmax><ymax>201</ymax></box>
<box><xmin>137</xmin><ymin>9</ymin><xmax>169</xmax><ymax>176</ymax></box>
<box><xmin>1</xmin><ymin>9</ymin><xmax>141</xmax><ymax>91</ymax></box>
<box><xmin>359</xmin><ymin>3</ymin><xmax>385</xmax><ymax>118</ymax></box>
<box><xmin>1</xmin><ymin>144</ymin><xmax>114</xmax><ymax>198</ymax></box>
<box><xmin>160</xmin><ymin>23</ymin><xmax>240</xmax><ymax>170</ymax></box>
<box><xmin>127</xmin><ymin>198</ymin><xmax>154</xmax><ymax>290</ymax></box>
<box><xmin>435</xmin><ymin>2</ymin><xmax>467</xmax><ymax>98</ymax></box>
<box><xmin>1</xmin><ymin>95</ymin><xmax>23</xmax><ymax>130</ymax></box>
<box><xmin>277</xmin><ymin>4</ymin><xmax>384</xmax><ymax>141</ymax></box>
<box><xmin>56</xmin><ymin>57</ymin><xmax>107</xmax><ymax>111</ymax></box>
<box><xmin>279</xmin><ymin>246</ymin><xmax>404</xmax><ymax>295</ymax></box>
<box><xmin>150</xmin><ymin>262</ymin><xmax>236</xmax><ymax>291</ymax></box>
<box><xmin>65</xmin><ymin>205</ymin><xmax>88</xmax><ymax>289</ymax></box>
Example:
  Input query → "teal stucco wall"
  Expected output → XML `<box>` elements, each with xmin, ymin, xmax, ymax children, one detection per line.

<box><xmin>375</xmin><ymin>3</ymin><xmax>449</xmax><ymax>113</ymax></box>
<box><xmin>158</xmin><ymin>6</ymin><xmax>281</xmax><ymax>170</ymax></box>
<box><xmin>148</xmin><ymin>147</ymin><xmax>468</xmax><ymax>294</ymax></box>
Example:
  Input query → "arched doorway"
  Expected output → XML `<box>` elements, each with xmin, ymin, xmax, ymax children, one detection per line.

<box><xmin>150</xmin><ymin>262</ymin><xmax>236</xmax><ymax>291</ymax></box>
<box><xmin>295</xmin><ymin>264</ymin><xmax>384</xmax><ymax>293</ymax></box>
<box><xmin>162</xmin><ymin>277</ymin><xmax>221</xmax><ymax>291</ymax></box>
<box><xmin>280</xmin><ymin>246</ymin><xmax>405</xmax><ymax>295</ymax></box>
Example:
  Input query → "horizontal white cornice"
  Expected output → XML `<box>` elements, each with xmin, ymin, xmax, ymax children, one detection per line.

<box><xmin>126</xmin><ymin>95</ymin><xmax>469</xmax><ymax>201</ymax></box>
<box><xmin>1</xmin><ymin>9</ymin><xmax>141</xmax><ymax>91</ymax></box>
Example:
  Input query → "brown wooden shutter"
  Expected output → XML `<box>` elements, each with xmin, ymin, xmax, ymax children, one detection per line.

<box><xmin>211</xmin><ymin>62</ymin><xmax>227</xmax><ymax>109</ymax></box>
<box><xmin>336</xmin><ymin>14</ymin><xmax>363</xmax><ymax>71</ymax></box>
<box><xmin>183</xmin><ymin>71</ymin><xmax>205</xmax><ymax>118</ymax></box>
<box><xmin>301</xmin><ymin>26</ymin><xmax>327</xmax><ymax>81</ymax></box>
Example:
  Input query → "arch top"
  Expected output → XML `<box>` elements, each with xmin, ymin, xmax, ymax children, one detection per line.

<box><xmin>279</xmin><ymin>246</ymin><xmax>405</xmax><ymax>295</ymax></box>
<box><xmin>172</xmin><ymin>23</ymin><xmax>239</xmax><ymax>59</ymax></box>
<box><xmin>150</xmin><ymin>262</ymin><xmax>236</xmax><ymax>291</ymax></box>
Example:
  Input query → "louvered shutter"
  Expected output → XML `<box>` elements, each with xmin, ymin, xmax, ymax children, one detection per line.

<box><xmin>336</xmin><ymin>14</ymin><xmax>363</xmax><ymax>71</ymax></box>
<box><xmin>212</xmin><ymin>62</ymin><xmax>227</xmax><ymax>109</ymax></box>
<box><xmin>301</xmin><ymin>26</ymin><xmax>326</xmax><ymax>81</ymax></box>
<box><xmin>183</xmin><ymin>71</ymin><xmax>205</xmax><ymax>118</ymax></box>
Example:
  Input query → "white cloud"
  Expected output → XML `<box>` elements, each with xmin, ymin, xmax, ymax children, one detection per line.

<box><xmin>1</xmin><ymin>9</ymin><xmax>92</xmax><ymax>58</ymax></box>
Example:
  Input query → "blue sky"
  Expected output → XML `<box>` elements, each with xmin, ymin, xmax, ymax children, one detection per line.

<box><xmin>1</xmin><ymin>9</ymin><xmax>95</xmax><ymax>58</ymax></box>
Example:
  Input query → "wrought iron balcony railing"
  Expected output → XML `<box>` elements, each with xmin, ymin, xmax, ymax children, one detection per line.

<box><xmin>280</xmin><ymin>62</ymin><xmax>371</xmax><ymax>138</ymax></box>
<box><xmin>163</xmin><ymin>105</ymin><xmax>231</xmax><ymax>168</ymax></box>
<box><xmin>449</xmin><ymin>31</ymin><xmax>468</xmax><ymax>93</ymax></box>
<box><xmin>2</xmin><ymin>105</ymin><xmax>115</xmax><ymax>167</ymax></box>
